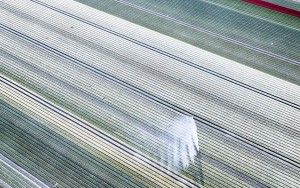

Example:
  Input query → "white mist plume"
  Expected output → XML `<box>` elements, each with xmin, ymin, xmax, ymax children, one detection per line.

<box><xmin>121</xmin><ymin>113</ymin><xmax>199</xmax><ymax>172</ymax></box>
<box><xmin>154</xmin><ymin>115</ymin><xmax>199</xmax><ymax>172</ymax></box>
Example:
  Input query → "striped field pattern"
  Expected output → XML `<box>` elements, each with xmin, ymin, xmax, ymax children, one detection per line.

<box><xmin>1</xmin><ymin>0</ymin><xmax>300</xmax><ymax>187</ymax></box>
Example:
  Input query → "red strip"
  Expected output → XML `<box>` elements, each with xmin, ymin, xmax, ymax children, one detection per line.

<box><xmin>244</xmin><ymin>0</ymin><xmax>300</xmax><ymax>18</ymax></box>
